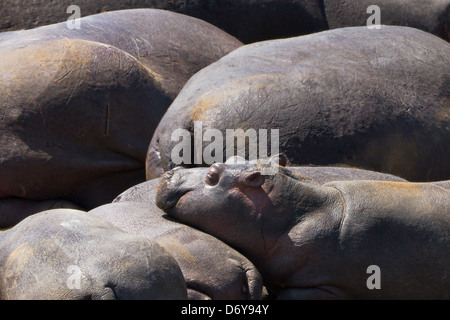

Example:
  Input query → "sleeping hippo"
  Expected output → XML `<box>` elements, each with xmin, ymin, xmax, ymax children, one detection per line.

<box><xmin>156</xmin><ymin>155</ymin><xmax>450</xmax><ymax>299</ymax></box>
<box><xmin>146</xmin><ymin>26</ymin><xmax>450</xmax><ymax>182</ymax></box>
<box><xmin>0</xmin><ymin>209</ymin><xmax>187</xmax><ymax>300</ymax></box>
<box><xmin>0</xmin><ymin>9</ymin><xmax>242</xmax><ymax>228</ymax></box>
<box><xmin>90</xmin><ymin>197</ymin><xmax>263</xmax><ymax>300</ymax></box>
<box><xmin>108</xmin><ymin>165</ymin><xmax>403</xmax><ymax>298</ymax></box>
<box><xmin>118</xmin><ymin>163</ymin><xmax>405</xmax><ymax>205</ymax></box>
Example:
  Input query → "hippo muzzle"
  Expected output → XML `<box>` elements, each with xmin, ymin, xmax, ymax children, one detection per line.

<box><xmin>156</xmin><ymin>167</ymin><xmax>206</xmax><ymax>212</ymax></box>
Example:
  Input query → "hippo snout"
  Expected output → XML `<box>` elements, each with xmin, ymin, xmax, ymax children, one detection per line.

<box><xmin>156</xmin><ymin>169</ymin><xmax>191</xmax><ymax>211</ymax></box>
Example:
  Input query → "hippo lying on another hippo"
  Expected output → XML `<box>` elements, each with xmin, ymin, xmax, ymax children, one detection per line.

<box><xmin>106</xmin><ymin>164</ymin><xmax>403</xmax><ymax>299</ymax></box>
<box><xmin>156</xmin><ymin>155</ymin><xmax>450</xmax><ymax>299</ymax></box>
<box><xmin>115</xmin><ymin>164</ymin><xmax>405</xmax><ymax>204</ymax></box>
<box><xmin>0</xmin><ymin>9</ymin><xmax>242</xmax><ymax>229</ymax></box>
<box><xmin>147</xmin><ymin>26</ymin><xmax>450</xmax><ymax>182</ymax></box>
<box><xmin>0</xmin><ymin>209</ymin><xmax>187</xmax><ymax>300</ymax></box>
<box><xmin>90</xmin><ymin>191</ymin><xmax>263</xmax><ymax>300</ymax></box>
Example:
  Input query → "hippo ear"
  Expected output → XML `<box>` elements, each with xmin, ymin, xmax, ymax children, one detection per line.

<box><xmin>267</xmin><ymin>154</ymin><xmax>287</xmax><ymax>167</ymax></box>
<box><xmin>241</xmin><ymin>171</ymin><xmax>265</xmax><ymax>187</ymax></box>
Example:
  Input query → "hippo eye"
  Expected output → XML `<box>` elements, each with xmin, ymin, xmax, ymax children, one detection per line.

<box><xmin>205</xmin><ymin>163</ymin><xmax>224</xmax><ymax>186</ymax></box>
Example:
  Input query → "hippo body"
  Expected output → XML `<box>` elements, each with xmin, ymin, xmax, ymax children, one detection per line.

<box><xmin>0</xmin><ymin>9</ymin><xmax>242</xmax><ymax>99</ymax></box>
<box><xmin>0</xmin><ymin>1</ymin><xmax>327</xmax><ymax>43</ymax></box>
<box><xmin>147</xmin><ymin>26</ymin><xmax>450</xmax><ymax>182</ymax></box>
<box><xmin>156</xmin><ymin>156</ymin><xmax>450</xmax><ymax>299</ymax></box>
<box><xmin>434</xmin><ymin>180</ymin><xmax>450</xmax><ymax>189</ymax></box>
<box><xmin>90</xmin><ymin>200</ymin><xmax>263</xmax><ymax>300</ymax></box>
<box><xmin>1</xmin><ymin>1</ymin><xmax>448</xmax><ymax>43</ymax></box>
<box><xmin>0</xmin><ymin>10</ymin><xmax>241</xmax><ymax>228</ymax></box>
<box><xmin>324</xmin><ymin>0</ymin><xmax>450</xmax><ymax>41</ymax></box>
<box><xmin>0</xmin><ymin>209</ymin><xmax>187</xmax><ymax>300</ymax></box>
<box><xmin>0</xmin><ymin>38</ymin><xmax>163</xmax><ymax>227</ymax></box>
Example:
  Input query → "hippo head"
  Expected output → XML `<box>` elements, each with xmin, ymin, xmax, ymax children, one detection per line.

<box><xmin>156</xmin><ymin>155</ymin><xmax>330</xmax><ymax>262</ymax></box>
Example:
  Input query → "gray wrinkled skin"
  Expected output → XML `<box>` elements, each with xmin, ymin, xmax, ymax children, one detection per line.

<box><xmin>146</xmin><ymin>26</ymin><xmax>450</xmax><ymax>182</ymax></box>
<box><xmin>0</xmin><ymin>10</ymin><xmax>241</xmax><ymax>228</ymax></box>
<box><xmin>324</xmin><ymin>0</ymin><xmax>450</xmax><ymax>41</ymax></box>
<box><xmin>0</xmin><ymin>1</ymin><xmax>327</xmax><ymax>44</ymax></box>
<box><xmin>0</xmin><ymin>209</ymin><xmax>187</xmax><ymax>300</ymax></box>
<box><xmin>90</xmin><ymin>199</ymin><xmax>263</xmax><ymax>300</ymax></box>
<box><xmin>0</xmin><ymin>39</ymin><xmax>162</xmax><ymax>227</ymax></box>
<box><xmin>156</xmin><ymin>155</ymin><xmax>450</xmax><ymax>299</ymax></box>
<box><xmin>0</xmin><ymin>9</ymin><xmax>242</xmax><ymax>99</ymax></box>
<box><xmin>1</xmin><ymin>1</ymin><xmax>448</xmax><ymax>42</ymax></box>
<box><xmin>434</xmin><ymin>180</ymin><xmax>450</xmax><ymax>189</ymax></box>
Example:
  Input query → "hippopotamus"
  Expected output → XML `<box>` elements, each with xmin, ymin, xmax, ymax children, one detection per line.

<box><xmin>324</xmin><ymin>0</ymin><xmax>450</xmax><ymax>41</ymax></box>
<box><xmin>146</xmin><ymin>26</ymin><xmax>450</xmax><ymax>182</ymax></box>
<box><xmin>0</xmin><ymin>209</ymin><xmax>187</xmax><ymax>300</ymax></box>
<box><xmin>156</xmin><ymin>155</ymin><xmax>450</xmax><ymax>299</ymax></box>
<box><xmin>0</xmin><ymin>1</ymin><xmax>327</xmax><ymax>43</ymax></box>
<box><xmin>109</xmin><ymin>163</ymin><xmax>403</xmax><ymax>298</ymax></box>
<box><xmin>0</xmin><ymin>11</ymin><xmax>241</xmax><ymax>229</ymax></box>
<box><xmin>90</xmin><ymin>197</ymin><xmax>263</xmax><ymax>300</ymax></box>
<box><xmin>120</xmin><ymin>162</ymin><xmax>405</xmax><ymax>205</ymax></box>
<box><xmin>0</xmin><ymin>9</ymin><xmax>242</xmax><ymax>99</ymax></box>
<box><xmin>0</xmin><ymin>38</ymin><xmax>165</xmax><ymax>227</ymax></box>
<box><xmin>2</xmin><ymin>1</ymin><xmax>449</xmax><ymax>43</ymax></box>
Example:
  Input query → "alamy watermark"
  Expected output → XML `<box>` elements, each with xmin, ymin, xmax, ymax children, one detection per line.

<box><xmin>66</xmin><ymin>5</ymin><xmax>81</xmax><ymax>30</ymax></box>
<box><xmin>366</xmin><ymin>265</ymin><xmax>381</xmax><ymax>290</ymax></box>
<box><xmin>66</xmin><ymin>265</ymin><xmax>82</xmax><ymax>290</ymax></box>
<box><xmin>367</xmin><ymin>5</ymin><xmax>381</xmax><ymax>29</ymax></box>
<box><xmin>170</xmin><ymin>121</ymin><xmax>281</xmax><ymax>174</ymax></box>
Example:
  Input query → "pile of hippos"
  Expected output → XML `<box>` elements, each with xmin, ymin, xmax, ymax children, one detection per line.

<box><xmin>0</xmin><ymin>1</ymin><xmax>449</xmax><ymax>300</ymax></box>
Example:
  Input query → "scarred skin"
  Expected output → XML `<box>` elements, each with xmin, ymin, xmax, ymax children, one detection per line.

<box><xmin>146</xmin><ymin>26</ymin><xmax>450</xmax><ymax>182</ymax></box>
<box><xmin>156</xmin><ymin>155</ymin><xmax>450</xmax><ymax>299</ymax></box>
<box><xmin>0</xmin><ymin>9</ymin><xmax>241</xmax><ymax>228</ymax></box>
<box><xmin>91</xmin><ymin>189</ymin><xmax>263</xmax><ymax>300</ymax></box>
<box><xmin>0</xmin><ymin>38</ymin><xmax>164</xmax><ymax>227</ymax></box>
<box><xmin>0</xmin><ymin>209</ymin><xmax>187</xmax><ymax>300</ymax></box>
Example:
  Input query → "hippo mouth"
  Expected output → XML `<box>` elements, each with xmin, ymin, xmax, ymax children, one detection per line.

<box><xmin>155</xmin><ymin>170</ymin><xmax>193</xmax><ymax>212</ymax></box>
